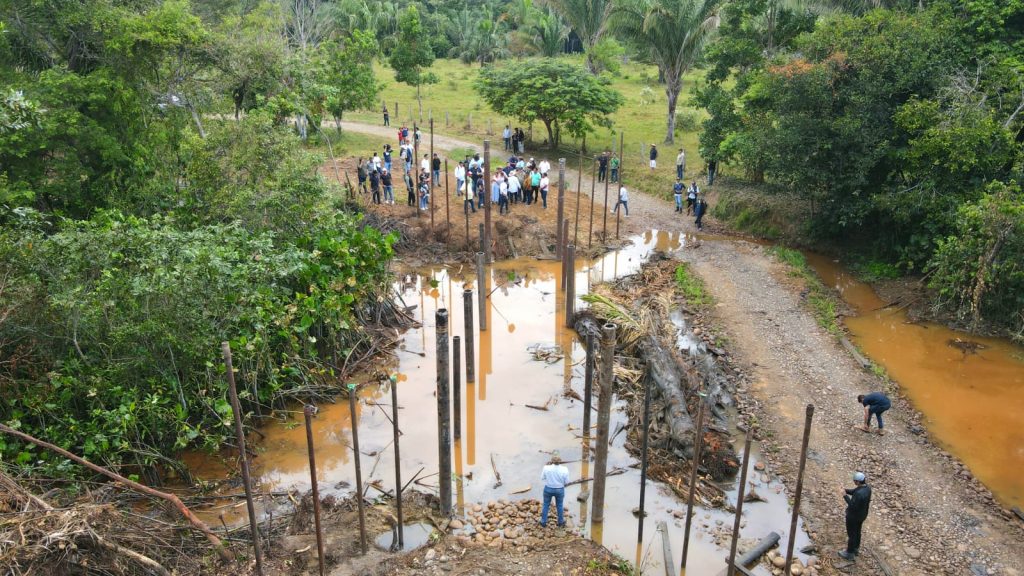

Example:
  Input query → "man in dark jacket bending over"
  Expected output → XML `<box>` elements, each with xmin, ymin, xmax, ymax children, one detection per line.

<box><xmin>839</xmin><ymin>471</ymin><xmax>872</xmax><ymax>561</ymax></box>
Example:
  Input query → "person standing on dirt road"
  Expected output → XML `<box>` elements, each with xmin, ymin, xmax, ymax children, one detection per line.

<box><xmin>382</xmin><ymin>103</ymin><xmax>389</xmax><ymax>126</ymax></box>
<box><xmin>674</xmin><ymin>179</ymin><xmax>685</xmax><ymax>213</ymax></box>
<box><xmin>839</xmin><ymin>472</ymin><xmax>872</xmax><ymax>561</ymax></box>
<box><xmin>540</xmin><ymin>453</ymin><xmax>569</xmax><ymax>528</ymax></box>
<box><xmin>694</xmin><ymin>195</ymin><xmax>708</xmax><ymax>230</ymax></box>
<box><xmin>613</xmin><ymin>185</ymin><xmax>629</xmax><ymax>216</ymax></box>
<box><xmin>856</xmin><ymin>392</ymin><xmax>891</xmax><ymax>435</ymax></box>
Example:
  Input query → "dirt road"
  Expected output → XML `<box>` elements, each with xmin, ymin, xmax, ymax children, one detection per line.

<box><xmin>339</xmin><ymin>121</ymin><xmax>1024</xmax><ymax>575</ymax></box>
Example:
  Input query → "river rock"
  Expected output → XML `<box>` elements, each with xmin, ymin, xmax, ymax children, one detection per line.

<box><xmin>449</xmin><ymin>519</ymin><xmax>464</xmax><ymax>530</ymax></box>
<box><xmin>904</xmin><ymin>546</ymin><xmax>922</xmax><ymax>560</ymax></box>
<box><xmin>772</xmin><ymin>555</ymin><xmax>787</xmax><ymax>568</ymax></box>
<box><xmin>425</xmin><ymin>549</ymin><xmax>436</xmax><ymax>561</ymax></box>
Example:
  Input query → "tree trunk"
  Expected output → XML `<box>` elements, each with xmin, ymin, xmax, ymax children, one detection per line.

<box><xmin>543</xmin><ymin>119</ymin><xmax>556</xmax><ymax>150</ymax></box>
<box><xmin>664</xmin><ymin>69</ymin><xmax>681</xmax><ymax>144</ymax></box>
<box><xmin>334</xmin><ymin>114</ymin><xmax>342</xmax><ymax>135</ymax></box>
<box><xmin>417</xmin><ymin>84</ymin><xmax>423</xmax><ymax>122</ymax></box>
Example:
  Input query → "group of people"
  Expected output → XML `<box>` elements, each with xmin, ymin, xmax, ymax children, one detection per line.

<box><xmin>453</xmin><ymin>154</ymin><xmax>554</xmax><ymax>215</ymax></box>
<box><xmin>501</xmin><ymin>125</ymin><xmax>528</xmax><ymax>154</ymax></box>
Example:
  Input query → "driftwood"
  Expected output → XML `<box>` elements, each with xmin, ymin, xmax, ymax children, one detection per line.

<box><xmin>0</xmin><ymin>424</ymin><xmax>234</xmax><ymax>563</ymax></box>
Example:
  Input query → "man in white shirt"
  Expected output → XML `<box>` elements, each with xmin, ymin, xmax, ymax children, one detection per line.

<box><xmin>454</xmin><ymin>162</ymin><xmax>466</xmax><ymax>197</ymax></box>
<box><xmin>507</xmin><ymin>171</ymin><xmax>521</xmax><ymax>203</ymax></box>
<box><xmin>502</xmin><ymin>125</ymin><xmax>512</xmax><ymax>151</ymax></box>
<box><xmin>539</xmin><ymin>172</ymin><xmax>550</xmax><ymax>208</ymax></box>
<box><xmin>613</xmin><ymin>185</ymin><xmax>629</xmax><ymax>216</ymax></box>
<box><xmin>676</xmin><ymin>148</ymin><xmax>686</xmax><ymax>180</ymax></box>
<box><xmin>540</xmin><ymin>453</ymin><xmax>570</xmax><ymax>528</ymax></box>
<box><xmin>420</xmin><ymin>154</ymin><xmax>429</xmax><ymax>173</ymax></box>
<box><xmin>371</xmin><ymin>152</ymin><xmax>382</xmax><ymax>171</ymax></box>
<box><xmin>539</xmin><ymin>159</ymin><xmax>551</xmax><ymax>175</ymax></box>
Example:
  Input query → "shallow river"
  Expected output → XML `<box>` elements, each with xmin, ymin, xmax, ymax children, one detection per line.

<box><xmin>190</xmin><ymin>231</ymin><xmax>808</xmax><ymax>575</ymax></box>
<box><xmin>804</xmin><ymin>254</ymin><xmax>1024</xmax><ymax>509</ymax></box>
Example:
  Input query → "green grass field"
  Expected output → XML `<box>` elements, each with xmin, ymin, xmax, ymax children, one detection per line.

<box><xmin>343</xmin><ymin>56</ymin><xmax>707</xmax><ymax>201</ymax></box>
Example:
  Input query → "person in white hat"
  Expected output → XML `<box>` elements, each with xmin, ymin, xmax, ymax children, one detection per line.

<box><xmin>539</xmin><ymin>452</ymin><xmax>569</xmax><ymax>528</ymax></box>
<box><xmin>839</xmin><ymin>471</ymin><xmax>872</xmax><ymax>561</ymax></box>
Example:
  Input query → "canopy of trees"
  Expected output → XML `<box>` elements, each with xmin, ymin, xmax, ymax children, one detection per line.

<box><xmin>695</xmin><ymin>0</ymin><xmax>1024</xmax><ymax>337</ymax></box>
<box><xmin>474</xmin><ymin>59</ymin><xmax>624</xmax><ymax>149</ymax></box>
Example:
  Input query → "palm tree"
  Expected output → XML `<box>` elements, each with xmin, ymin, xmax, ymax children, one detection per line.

<box><xmin>532</xmin><ymin>7</ymin><xmax>570</xmax><ymax>57</ymax></box>
<box><xmin>614</xmin><ymin>0</ymin><xmax>722</xmax><ymax>144</ymax></box>
<box><xmin>544</xmin><ymin>0</ymin><xmax>614</xmax><ymax>73</ymax></box>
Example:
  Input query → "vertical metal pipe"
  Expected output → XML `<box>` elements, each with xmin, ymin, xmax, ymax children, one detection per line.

<box><xmin>465</xmin><ymin>195</ymin><xmax>470</xmax><ymax>251</ymax></box>
<box><xmin>565</xmin><ymin>245</ymin><xmax>576</xmax><ymax>328</ymax></box>
<box><xmin>430</xmin><ymin>118</ymin><xmax>435</xmax><ymax>232</ymax></box>
<box><xmin>347</xmin><ymin>384</ymin><xmax>368</xmax><ymax>555</ymax></box>
<box><xmin>575</xmin><ymin>152</ymin><xmax>582</xmax><ymax>245</ymax></box>
<box><xmin>435</xmin><ymin>309</ymin><xmax>452</xmax><ymax>517</ymax></box>
<box><xmin>453</xmin><ymin>337</ymin><xmax>462</xmax><ymax>441</ymax></box>
<box><xmin>303</xmin><ymin>406</ymin><xmax>326</xmax><ymax>576</ymax></box>
<box><xmin>637</xmin><ymin>374</ymin><xmax>652</xmax><ymax>546</ymax></box>
<box><xmin>602</xmin><ymin>143</ymin><xmax>611</xmax><ymax>242</ymax></box>
<box><xmin>390</xmin><ymin>375</ymin><xmax>404</xmax><ymax>548</ymax></box>
<box><xmin>221</xmin><ymin>342</ymin><xmax>264</xmax><ymax>576</ymax></box>
<box><xmin>583</xmin><ymin>332</ymin><xmax>595</xmax><ymax>454</ymax></box>
<box><xmin>479</xmin><ymin>223</ymin><xmax>486</xmax><ymax>256</ymax></box>
<box><xmin>784</xmin><ymin>405</ymin><xmax>815</xmax><ymax>572</ymax></box>
<box><xmin>483</xmin><ymin>140</ymin><xmax>492</xmax><ymax>263</ymax></box>
<box><xmin>726</xmin><ymin>428</ymin><xmax>754</xmax><ymax>576</ymax></box>
<box><xmin>463</xmin><ymin>289</ymin><xmax>475</xmax><ymax>383</ymax></box>
<box><xmin>476</xmin><ymin>252</ymin><xmax>487</xmax><ymax>331</ymax></box>
<box><xmin>591</xmin><ymin>323</ymin><xmax>617</xmax><ymax>523</ymax></box>
<box><xmin>444</xmin><ymin>158</ymin><xmax>450</xmax><ymax>247</ymax></box>
<box><xmin>589</xmin><ymin>159</ymin><xmax>596</xmax><ymax>248</ymax></box>
<box><xmin>680</xmin><ymin>400</ymin><xmax>707</xmax><ymax>570</ymax></box>
<box><xmin>556</xmin><ymin>158</ymin><xmax>565</xmax><ymax>261</ymax></box>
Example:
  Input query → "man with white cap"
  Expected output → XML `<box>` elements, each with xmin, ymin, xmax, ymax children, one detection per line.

<box><xmin>839</xmin><ymin>471</ymin><xmax>872</xmax><ymax>561</ymax></box>
<box><xmin>540</xmin><ymin>452</ymin><xmax>569</xmax><ymax>528</ymax></box>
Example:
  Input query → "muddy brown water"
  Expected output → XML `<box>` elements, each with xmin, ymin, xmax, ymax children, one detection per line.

<box><xmin>187</xmin><ymin>231</ymin><xmax>809</xmax><ymax>576</ymax></box>
<box><xmin>804</xmin><ymin>253</ymin><xmax>1024</xmax><ymax>509</ymax></box>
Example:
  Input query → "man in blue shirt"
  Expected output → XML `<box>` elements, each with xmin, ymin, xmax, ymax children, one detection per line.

<box><xmin>540</xmin><ymin>453</ymin><xmax>570</xmax><ymax>528</ymax></box>
<box><xmin>856</xmin><ymin>392</ymin><xmax>891</xmax><ymax>435</ymax></box>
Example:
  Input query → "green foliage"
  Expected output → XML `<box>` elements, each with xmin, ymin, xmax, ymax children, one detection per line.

<box><xmin>0</xmin><ymin>205</ymin><xmax>394</xmax><ymax>475</ymax></box>
<box><xmin>323</xmin><ymin>30</ymin><xmax>381</xmax><ymax>127</ymax></box>
<box><xmin>928</xmin><ymin>182</ymin><xmax>1024</xmax><ymax>338</ymax></box>
<box><xmin>474</xmin><ymin>59</ymin><xmax>623</xmax><ymax>149</ymax></box>
<box><xmin>675</xmin><ymin>263</ymin><xmax>711</xmax><ymax>305</ymax></box>
<box><xmin>768</xmin><ymin>247</ymin><xmax>840</xmax><ymax>335</ymax></box>
<box><xmin>389</xmin><ymin>7</ymin><xmax>438</xmax><ymax>96</ymax></box>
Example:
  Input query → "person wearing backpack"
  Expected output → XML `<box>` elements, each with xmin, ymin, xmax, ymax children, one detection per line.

<box><xmin>357</xmin><ymin>159</ymin><xmax>369</xmax><ymax>195</ymax></box>
<box><xmin>686</xmin><ymin>181</ymin><xmax>699</xmax><ymax>215</ymax></box>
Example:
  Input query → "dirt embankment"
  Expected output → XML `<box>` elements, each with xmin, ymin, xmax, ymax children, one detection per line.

<box><xmin>333</xmin><ymin>121</ymin><xmax>1024</xmax><ymax>576</ymax></box>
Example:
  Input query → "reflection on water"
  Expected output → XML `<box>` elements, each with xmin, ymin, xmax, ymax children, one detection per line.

<box><xmin>188</xmin><ymin>231</ymin><xmax>807</xmax><ymax>575</ymax></box>
<box><xmin>804</xmin><ymin>253</ymin><xmax>1024</xmax><ymax>508</ymax></box>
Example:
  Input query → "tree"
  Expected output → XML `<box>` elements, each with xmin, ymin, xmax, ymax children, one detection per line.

<box><xmin>324</xmin><ymin>30</ymin><xmax>380</xmax><ymax>133</ymax></box>
<box><xmin>389</xmin><ymin>6</ymin><xmax>437</xmax><ymax>119</ymax></box>
<box><xmin>614</xmin><ymin>0</ymin><xmax>723</xmax><ymax>144</ymax></box>
<box><xmin>475</xmin><ymin>59</ymin><xmax>623</xmax><ymax>149</ymax></box>
<box><xmin>545</xmin><ymin>0</ymin><xmax>615</xmax><ymax>73</ymax></box>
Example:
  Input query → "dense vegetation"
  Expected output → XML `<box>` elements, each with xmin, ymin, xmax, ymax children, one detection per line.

<box><xmin>0</xmin><ymin>1</ymin><xmax>395</xmax><ymax>479</ymax></box>
<box><xmin>695</xmin><ymin>0</ymin><xmax>1024</xmax><ymax>337</ymax></box>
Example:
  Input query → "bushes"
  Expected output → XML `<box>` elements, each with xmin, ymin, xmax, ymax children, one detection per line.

<box><xmin>928</xmin><ymin>182</ymin><xmax>1024</xmax><ymax>339</ymax></box>
<box><xmin>0</xmin><ymin>209</ymin><xmax>393</xmax><ymax>476</ymax></box>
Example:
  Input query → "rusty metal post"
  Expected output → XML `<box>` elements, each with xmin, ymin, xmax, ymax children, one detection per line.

<box><xmin>592</xmin><ymin>323</ymin><xmax>617</xmax><ymax>523</ymax></box>
<box><xmin>347</xmin><ymin>384</ymin><xmax>368</xmax><ymax>555</ymax></box>
<box><xmin>390</xmin><ymin>375</ymin><xmax>404</xmax><ymax>548</ymax></box>
<box><xmin>680</xmin><ymin>400</ymin><xmax>707</xmax><ymax>570</ymax></box>
<box><xmin>465</xmin><ymin>196</ymin><xmax>470</xmax><ymax>251</ymax></box>
<box><xmin>602</xmin><ymin>145</ymin><xmax>611</xmax><ymax>242</ymax></box>
<box><xmin>565</xmin><ymin>245</ymin><xmax>576</xmax><ymax>328</ymax></box>
<box><xmin>221</xmin><ymin>342</ymin><xmax>265</xmax><ymax>576</ymax></box>
<box><xmin>463</xmin><ymin>289</ymin><xmax>476</xmax><ymax>383</ymax></box>
<box><xmin>784</xmin><ymin>405</ymin><xmax>815</xmax><ymax>572</ymax></box>
<box><xmin>483</xmin><ymin>140</ymin><xmax>492</xmax><ymax>263</ymax></box>
<box><xmin>444</xmin><ymin>158</ymin><xmax>450</xmax><ymax>247</ymax></box>
<box><xmin>637</xmin><ymin>371</ymin><xmax>653</xmax><ymax>546</ymax></box>
<box><xmin>436</xmin><ymin>309</ymin><xmax>452</xmax><ymax>517</ymax></box>
<box><xmin>430</xmin><ymin>118</ymin><xmax>435</xmax><ymax>233</ymax></box>
<box><xmin>589</xmin><ymin>158</ymin><xmax>596</xmax><ymax>248</ymax></box>
<box><xmin>583</xmin><ymin>332</ymin><xmax>595</xmax><ymax>455</ymax></box>
<box><xmin>303</xmin><ymin>406</ymin><xmax>326</xmax><ymax>576</ymax></box>
<box><xmin>453</xmin><ymin>337</ymin><xmax>462</xmax><ymax>441</ymax></box>
<box><xmin>726</xmin><ymin>428</ymin><xmax>754</xmax><ymax>576</ymax></box>
<box><xmin>556</xmin><ymin>158</ymin><xmax>565</xmax><ymax>261</ymax></box>
<box><xmin>575</xmin><ymin>152</ymin><xmax>583</xmax><ymax>245</ymax></box>
<box><xmin>476</xmin><ymin>252</ymin><xmax>487</xmax><ymax>331</ymax></box>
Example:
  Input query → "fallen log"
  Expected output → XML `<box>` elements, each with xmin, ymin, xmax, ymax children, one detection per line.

<box><xmin>716</xmin><ymin>531</ymin><xmax>780</xmax><ymax>576</ymax></box>
<box><xmin>0</xmin><ymin>424</ymin><xmax>234</xmax><ymax>564</ymax></box>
